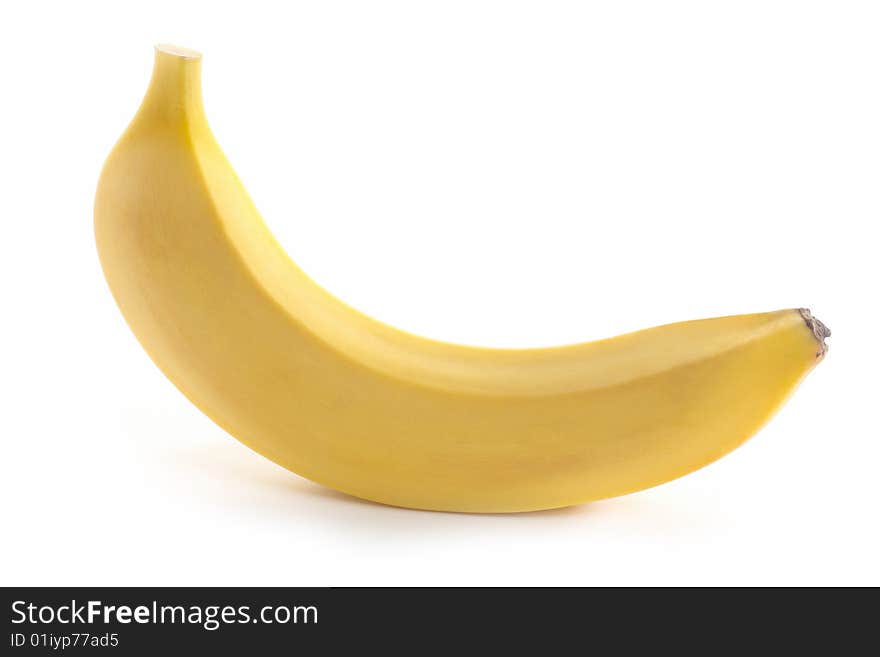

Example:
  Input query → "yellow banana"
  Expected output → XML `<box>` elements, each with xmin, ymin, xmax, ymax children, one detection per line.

<box><xmin>94</xmin><ymin>45</ymin><xmax>829</xmax><ymax>513</ymax></box>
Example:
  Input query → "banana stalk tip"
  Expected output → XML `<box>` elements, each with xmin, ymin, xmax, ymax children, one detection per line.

<box><xmin>155</xmin><ymin>44</ymin><xmax>202</xmax><ymax>60</ymax></box>
<box><xmin>798</xmin><ymin>308</ymin><xmax>831</xmax><ymax>358</ymax></box>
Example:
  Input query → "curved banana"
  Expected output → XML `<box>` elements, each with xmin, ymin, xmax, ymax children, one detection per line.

<box><xmin>94</xmin><ymin>45</ymin><xmax>829</xmax><ymax>512</ymax></box>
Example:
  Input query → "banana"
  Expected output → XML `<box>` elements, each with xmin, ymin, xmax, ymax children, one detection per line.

<box><xmin>94</xmin><ymin>45</ymin><xmax>829</xmax><ymax>513</ymax></box>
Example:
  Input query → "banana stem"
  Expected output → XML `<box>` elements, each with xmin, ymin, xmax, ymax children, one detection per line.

<box><xmin>136</xmin><ymin>44</ymin><xmax>205</xmax><ymax>129</ymax></box>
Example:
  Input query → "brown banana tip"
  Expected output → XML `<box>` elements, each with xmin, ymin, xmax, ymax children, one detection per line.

<box><xmin>798</xmin><ymin>308</ymin><xmax>831</xmax><ymax>358</ymax></box>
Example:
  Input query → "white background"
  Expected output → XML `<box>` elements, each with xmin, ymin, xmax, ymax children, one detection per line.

<box><xmin>1</xmin><ymin>1</ymin><xmax>878</xmax><ymax>586</ymax></box>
